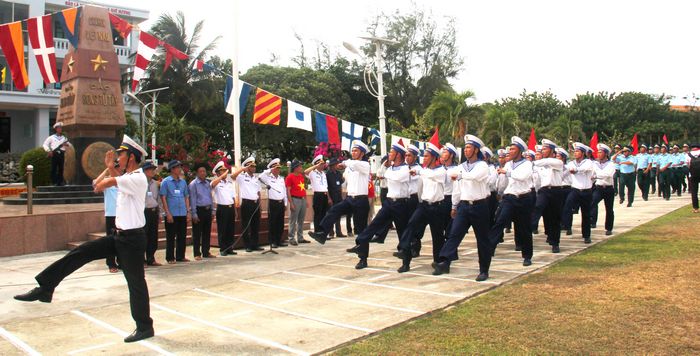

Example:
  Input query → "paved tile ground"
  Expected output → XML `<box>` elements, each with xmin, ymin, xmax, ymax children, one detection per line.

<box><xmin>0</xmin><ymin>191</ymin><xmax>691</xmax><ymax>355</ymax></box>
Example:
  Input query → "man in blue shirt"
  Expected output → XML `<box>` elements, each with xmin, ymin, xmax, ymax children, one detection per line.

<box><xmin>650</xmin><ymin>144</ymin><xmax>660</xmax><ymax>196</ymax></box>
<box><xmin>613</xmin><ymin>146</ymin><xmax>637</xmax><ymax>207</ymax></box>
<box><xmin>160</xmin><ymin>160</ymin><xmax>190</xmax><ymax>263</ymax></box>
<box><xmin>189</xmin><ymin>163</ymin><xmax>215</xmax><ymax>260</ymax></box>
<box><xmin>658</xmin><ymin>145</ymin><xmax>672</xmax><ymax>200</ymax></box>
<box><xmin>671</xmin><ymin>145</ymin><xmax>684</xmax><ymax>196</ymax></box>
<box><xmin>612</xmin><ymin>144</ymin><xmax>622</xmax><ymax>196</ymax></box>
<box><xmin>636</xmin><ymin>144</ymin><xmax>652</xmax><ymax>201</ymax></box>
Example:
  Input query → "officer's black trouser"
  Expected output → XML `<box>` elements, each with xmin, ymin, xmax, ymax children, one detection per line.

<box><xmin>216</xmin><ymin>205</ymin><xmax>235</xmax><ymax>253</ymax></box>
<box><xmin>591</xmin><ymin>185</ymin><xmax>615</xmax><ymax>232</ymax></box>
<box><xmin>489</xmin><ymin>194</ymin><xmax>534</xmax><ymax>259</ymax></box>
<box><xmin>240</xmin><ymin>199</ymin><xmax>261</xmax><ymax>249</ymax></box>
<box><xmin>619</xmin><ymin>172</ymin><xmax>636</xmax><ymax>204</ymax></box>
<box><xmin>192</xmin><ymin>206</ymin><xmax>212</xmax><ymax>257</ymax></box>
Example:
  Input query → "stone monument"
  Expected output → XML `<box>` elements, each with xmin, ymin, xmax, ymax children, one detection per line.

<box><xmin>57</xmin><ymin>5</ymin><xmax>126</xmax><ymax>185</ymax></box>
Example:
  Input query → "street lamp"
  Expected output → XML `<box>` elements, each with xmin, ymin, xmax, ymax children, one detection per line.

<box><xmin>343</xmin><ymin>36</ymin><xmax>399</xmax><ymax>156</ymax></box>
<box><xmin>127</xmin><ymin>86</ymin><xmax>168</xmax><ymax>164</ymax></box>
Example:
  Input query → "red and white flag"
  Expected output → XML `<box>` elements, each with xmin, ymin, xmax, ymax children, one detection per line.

<box><xmin>27</xmin><ymin>15</ymin><xmax>58</xmax><ymax>84</ymax></box>
<box><xmin>132</xmin><ymin>31</ymin><xmax>160</xmax><ymax>92</ymax></box>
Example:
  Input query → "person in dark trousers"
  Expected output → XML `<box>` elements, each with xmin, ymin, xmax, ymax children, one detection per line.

<box><xmin>650</xmin><ymin>144</ymin><xmax>660</xmax><ymax>195</ymax></box>
<box><xmin>635</xmin><ymin>145</ymin><xmax>652</xmax><ymax>201</ymax></box>
<box><xmin>211</xmin><ymin>161</ymin><xmax>237</xmax><ymax>256</ymax></box>
<box><xmin>42</xmin><ymin>122</ymin><xmax>71</xmax><ymax>186</ymax></box>
<box><xmin>259</xmin><ymin>158</ymin><xmax>288</xmax><ymax>248</ymax></box>
<box><xmin>658</xmin><ymin>145</ymin><xmax>672</xmax><ymax>200</ymax></box>
<box><xmin>325</xmin><ymin>158</ymin><xmax>347</xmax><ymax>237</ymax></box>
<box><xmin>687</xmin><ymin>144</ymin><xmax>700</xmax><ymax>213</ymax></box>
<box><xmin>15</xmin><ymin>135</ymin><xmax>155</xmax><ymax>343</ymax></box>
<box><xmin>612</xmin><ymin>144</ymin><xmax>621</xmax><ymax>195</ymax></box>
<box><xmin>160</xmin><ymin>160</ymin><xmax>190</xmax><ymax>263</ymax></box>
<box><xmin>93</xmin><ymin>168</ymin><xmax>119</xmax><ymax>272</ymax></box>
<box><xmin>142</xmin><ymin>161</ymin><xmax>162</xmax><ymax>266</ymax></box>
<box><xmin>189</xmin><ymin>163</ymin><xmax>215</xmax><ymax>260</ymax></box>
<box><xmin>563</xmin><ymin>142</ymin><xmax>596</xmax><ymax>244</ymax></box>
<box><xmin>233</xmin><ymin>157</ymin><xmax>263</xmax><ymax>252</ymax></box>
<box><xmin>613</xmin><ymin>146</ymin><xmax>637</xmax><ymax>207</ymax></box>
<box><xmin>531</xmin><ymin>139</ymin><xmax>565</xmax><ymax>253</ymax></box>
<box><xmin>591</xmin><ymin>144</ymin><xmax>616</xmax><ymax>236</ymax></box>
<box><xmin>306</xmin><ymin>155</ymin><xmax>331</xmax><ymax>239</ymax></box>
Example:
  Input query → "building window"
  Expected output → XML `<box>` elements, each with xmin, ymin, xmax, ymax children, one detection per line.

<box><xmin>0</xmin><ymin>1</ymin><xmax>29</xmax><ymax>92</ymax></box>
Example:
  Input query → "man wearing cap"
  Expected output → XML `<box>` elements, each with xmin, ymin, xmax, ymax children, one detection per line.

<box><xmin>682</xmin><ymin>144</ymin><xmax>691</xmax><ymax>194</ymax></box>
<box><xmin>650</xmin><ymin>144</ymin><xmax>660</xmax><ymax>196</ymax></box>
<box><xmin>482</xmin><ymin>147</ymin><xmax>499</xmax><ymax>227</ymax></box>
<box><xmin>189</xmin><ymin>163</ymin><xmax>215</xmax><ymax>260</ymax></box>
<box><xmin>42</xmin><ymin>122</ymin><xmax>71</xmax><ymax>186</ymax></box>
<box><xmin>92</xmin><ymin>167</ymin><xmax>120</xmax><ymax>272</ymax></box>
<box><xmin>530</xmin><ymin>139</ymin><xmax>565</xmax><ymax>252</ymax></box>
<box><xmin>434</xmin><ymin>135</ymin><xmax>493</xmax><ymax>280</ymax></box>
<box><xmin>211</xmin><ymin>161</ymin><xmax>237</xmax><ymax>256</ymax></box>
<box><xmin>260</xmin><ymin>158</ymin><xmax>288</xmax><ymax>248</ymax></box>
<box><xmin>326</xmin><ymin>158</ymin><xmax>347</xmax><ymax>237</ymax></box>
<box><xmin>308</xmin><ymin>141</ymin><xmax>371</xmax><ymax>245</ymax></box>
<box><xmin>395</xmin><ymin>142</ymin><xmax>445</xmax><ymax>272</ymax></box>
<box><xmin>636</xmin><ymin>145</ymin><xmax>652</xmax><ymax>201</ymax></box>
<box><xmin>562</xmin><ymin>142</ymin><xmax>595</xmax><ymax>243</ymax></box>
<box><xmin>658</xmin><ymin>145</ymin><xmax>672</xmax><ymax>200</ymax></box>
<box><xmin>15</xmin><ymin>135</ymin><xmax>155</xmax><ymax>343</ymax></box>
<box><xmin>671</xmin><ymin>145</ymin><xmax>684</xmax><ymax>196</ymax></box>
<box><xmin>405</xmin><ymin>144</ymin><xmax>424</xmax><ymax>255</ymax></box>
<box><xmin>496</xmin><ymin>148</ymin><xmax>511</xmax><ymax>237</ymax></box>
<box><xmin>440</xmin><ymin>143</ymin><xmax>460</xmax><ymax>238</ymax></box>
<box><xmin>612</xmin><ymin>144</ymin><xmax>622</xmax><ymax>196</ymax></box>
<box><xmin>160</xmin><ymin>160</ymin><xmax>190</xmax><ymax>263</ymax></box>
<box><xmin>306</xmin><ymin>155</ymin><xmax>331</xmax><ymax>241</ymax></box>
<box><xmin>591</xmin><ymin>144</ymin><xmax>616</xmax><ymax>236</ymax></box>
<box><xmin>232</xmin><ymin>157</ymin><xmax>264</xmax><ymax>252</ymax></box>
<box><xmin>687</xmin><ymin>144</ymin><xmax>700</xmax><ymax>213</ymax></box>
<box><xmin>613</xmin><ymin>146</ymin><xmax>637</xmax><ymax>207</ymax></box>
<box><xmin>286</xmin><ymin>160</ymin><xmax>309</xmax><ymax>246</ymax></box>
<box><xmin>142</xmin><ymin>161</ymin><xmax>162</xmax><ymax>266</ymax></box>
<box><xmin>488</xmin><ymin>136</ymin><xmax>535</xmax><ymax>266</ymax></box>
<box><xmin>556</xmin><ymin>147</ymin><xmax>572</xmax><ymax>232</ymax></box>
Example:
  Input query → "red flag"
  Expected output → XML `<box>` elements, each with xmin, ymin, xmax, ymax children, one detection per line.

<box><xmin>162</xmin><ymin>43</ymin><xmax>189</xmax><ymax>74</ymax></box>
<box><xmin>630</xmin><ymin>133</ymin><xmax>639</xmax><ymax>155</ymax></box>
<box><xmin>527</xmin><ymin>128</ymin><xmax>537</xmax><ymax>151</ymax></box>
<box><xmin>662</xmin><ymin>134</ymin><xmax>669</xmax><ymax>145</ymax></box>
<box><xmin>325</xmin><ymin>115</ymin><xmax>340</xmax><ymax>146</ymax></box>
<box><xmin>132</xmin><ymin>31</ymin><xmax>159</xmax><ymax>91</ymax></box>
<box><xmin>108</xmin><ymin>13</ymin><xmax>133</xmax><ymax>39</ymax></box>
<box><xmin>0</xmin><ymin>21</ymin><xmax>30</xmax><ymax>90</ymax></box>
<box><xmin>429</xmin><ymin>127</ymin><xmax>442</xmax><ymax>149</ymax></box>
<box><xmin>589</xmin><ymin>131</ymin><xmax>599</xmax><ymax>158</ymax></box>
<box><xmin>27</xmin><ymin>15</ymin><xmax>58</xmax><ymax>84</ymax></box>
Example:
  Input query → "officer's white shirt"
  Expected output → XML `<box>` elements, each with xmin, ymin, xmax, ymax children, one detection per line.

<box><xmin>594</xmin><ymin>160</ymin><xmax>616</xmax><ymax>187</ymax></box>
<box><xmin>443</xmin><ymin>165</ymin><xmax>458</xmax><ymax>196</ymax></box>
<box><xmin>258</xmin><ymin>170</ymin><xmax>287</xmax><ymax>205</ymax></box>
<box><xmin>343</xmin><ymin>160</ymin><xmax>370</xmax><ymax>196</ymax></box>
<box><xmin>384</xmin><ymin>163</ymin><xmax>410</xmax><ymax>199</ymax></box>
<box><xmin>376</xmin><ymin>164</ymin><xmax>388</xmax><ymax>189</ymax></box>
<box><xmin>487</xmin><ymin>164</ymin><xmax>498</xmax><ymax>192</ymax></box>
<box><xmin>42</xmin><ymin>134</ymin><xmax>69</xmax><ymax>152</ymax></box>
<box><xmin>212</xmin><ymin>177</ymin><xmax>236</xmax><ymax>205</ymax></box>
<box><xmin>452</xmin><ymin>160</ymin><xmax>490</xmax><ymax>207</ymax></box>
<box><xmin>566</xmin><ymin>159</ymin><xmax>595</xmax><ymax>190</ymax></box>
<box><xmin>562</xmin><ymin>168</ymin><xmax>573</xmax><ymax>186</ymax></box>
<box><xmin>307</xmin><ymin>169</ymin><xmax>328</xmax><ymax>192</ymax></box>
<box><xmin>407</xmin><ymin>163</ymin><xmax>422</xmax><ymax>195</ymax></box>
<box><xmin>417</xmin><ymin>166</ymin><xmax>445</xmax><ymax>203</ymax></box>
<box><xmin>496</xmin><ymin>166</ymin><xmax>508</xmax><ymax>195</ymax></box>
<box><xmin>503</xmin><ymin>159</ymin><xmax>534</xmax><ymax>196</ymax></box>
<box><xmin>533</xmin><ymin>158</ymin><xmax>564</xmax><ymax>187</ymax></box>
<box><xmin>532</xmin><ymin>166</ymin><xmax>541</xmax><ymax>190</ymax></box>
<box><xmin>236</xmin><ymin>171</ymin><xmax>261</xmax><ymax>200</ymax></box>
<box><xmin>115</xmin><ymin>168</ymin><xmax>148</xmax><ymax>230</ymax></box>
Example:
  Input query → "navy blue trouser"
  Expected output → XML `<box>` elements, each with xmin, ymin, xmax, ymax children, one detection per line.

<box><xmin>562</xmin><ymin>188</ymin><xmax>592</xmax><ymax>239</ymax></box>
<box><xmin>356</xmin><ymin>199</ymin><xmax>409</xmax><ymax>258</ymax></box>
<box><xmin>398</xmin><ymin>201</ymin><xmax>446</xmax><ymax>263</ymax></box>
<box><xmin>489</xmin><ymin>194</ymin><xmax>534</xmax><ymax>259</ymax></box>
<box><xmin>319</xmin><ymin>196</ymin><xmax>369</xmax><ymax>238</ymax></box>
<box><xmin>591</xmin><ymin>185</ymin><xmax>615</xmax><ymax>232</ymax></box>
<box><xmin>530</xmin><ymin>188</ymin><xmax>562</xmax><ymax>245</ymax></box>
<box><xmin>439</xmin><ymin>200</ymin><xmax>491</xmax><ymax>273</ymax></box>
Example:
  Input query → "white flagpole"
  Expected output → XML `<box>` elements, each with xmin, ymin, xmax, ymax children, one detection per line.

<box><xmin>232</xmin><ymin>0</ymin><xmax>242</xmax><ymax>167</ymax></box>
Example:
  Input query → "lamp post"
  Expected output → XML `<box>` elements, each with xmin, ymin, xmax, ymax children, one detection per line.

<box><xmin>343</xmin><ymin>36</ymin><xmax>398</xmax><ymax>156</ymax></box>
<box><xmin>127</xmin><ymin>86</ymin><xmax>168</xmax><ymax>164</ymax></box>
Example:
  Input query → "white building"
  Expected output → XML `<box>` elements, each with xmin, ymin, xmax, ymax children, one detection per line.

<box><xmin>0</xmin><ymin>0</ymin><xmax>149</xmax><ymax>154</ymax></box>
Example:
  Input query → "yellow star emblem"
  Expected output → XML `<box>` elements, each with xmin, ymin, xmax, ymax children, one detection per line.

<box><xmin>90</xmin><ymin>54</ymin><xmax>108</xmax><ymax>72</ymax></box>
<box><xmin>297</xmin><ymin>181</ymin><xmax>305</xmax><ymax>191</ymax></box>
<box><xmin>67</xmin><ymin>56</ymin><xmax>75</xmax><ymax>73</ymax></box>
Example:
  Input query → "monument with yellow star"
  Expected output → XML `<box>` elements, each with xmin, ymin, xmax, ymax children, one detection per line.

<box><xmin>56</xmin><ymin>5</ymin><xmax>127</xmax><ymax>184</ymax></box>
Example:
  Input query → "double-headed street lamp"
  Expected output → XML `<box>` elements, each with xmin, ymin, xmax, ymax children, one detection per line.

<box><xmin>343</xmin><ymin>36</ymin><xmax>399</xmax><ymax>156</ymax></box>
<box><xmin>127</xmin><ymin>86</ymin><xmax>168</xmax><ymax>164</ymax></box>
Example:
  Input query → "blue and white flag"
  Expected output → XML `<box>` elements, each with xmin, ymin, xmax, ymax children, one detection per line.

<box><xmin>341</xmin><ymin>120</ymin><xmax>365</xmax><ymax>151</ymax></box>
<box><xmin>368</xmin><ymin>128</ymin><xmax>381</xmax><ymax>150</ymax></box>
<box><xmin>224</xmin><ymin>78</ymin><xmax>253</xmax><ymax>117</ymax></box>
<box><xmin>286</xmin><ymin>100</ymin><xmax>313</xmax><ymax>132</ymax></box>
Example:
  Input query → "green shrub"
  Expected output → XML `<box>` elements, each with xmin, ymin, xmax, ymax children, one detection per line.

<box><xmin>19</xmin><ymin>148</ymin><xmax>51</xmax><ymax>187</ymax></box>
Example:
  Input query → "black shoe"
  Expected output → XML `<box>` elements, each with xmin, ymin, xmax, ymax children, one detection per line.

<box><xmin>566</xmin><ymin>230</ymin><xmax>573</xmax><ymax>236</ymax></box>
<box><xmin>270</xmin><ymin>243</ymin><xmax>278</xmax><ymax>248</ymax></box>
<box><xmin>643</xmin><ymin>197</ymin><xmax>648</xmax><ymax>201</ymax></box>
<box><xmin>14</xmin><ymin>287</ymin><xmax>53</xmax><ymax>303</ymax></box>
<box><xmin>431</xmin><ymin>262</ymin><xmax>437</xmax><ymax>269</ymax></box>
<box><xmin>369</xmin><ymin>235</ymin><xmax>385</xmax><ymax>244</ymax></box>
<box><xmin>278</xmin><ymin>243</ymin><xmax>288</xmax><ymax>247</ymax></box>
<box><xmin>124</xmin><ymin>328</ymin><xmax>154</xmax><ymax>343</ymax></box>
<box><xmin>245</xmin><ymin>248</ymin><xmax>253</xmax><ymax>253</ymax></box>
<box><xmin>591</xmin><ymin>224</ymin><xmax>597</xmax><ymax>229</ymax></box>
<box><xmin>255</xmin><ymin>247</ymin><xmax>265</xmax><ymax>251</ymax></box>
<box><xmin>514</xmin><ymin>245</ymin><xmax>522</xmax><ymax>252</ymax></box>
<box><xmin>523</xmin><ymin>259</ymin><xmax>532</xmax><ymax>267</ymax></box>
<box><xmin>355</xmin><ymin>259</ymin><xmax>368</xmax><ymax>270</ymax></box>
<box><xmin>298</xmin><ymin>239</ymin><xmax>311</xmax><ymax>244</ymax></box>
<box><xmin>397</xmin><ymin>264</ymin><xmax>410</xmax><ymax>273</ymax></box>
<box><xmin>533</xmin><ymin>229</ymin><xmax>539</xmax><ymax>235</ymax></box>
<box><xmin>326</xmin><ymin>236</ymin><xmax>334</xmax><ymax>241</ymax></box>
<box><xmin>475</xmin><ymin>273</ymin><xmax>489</xmax><ymax>282</ymax></box>
<box><xmin>505</xmin><ymin>228</ymin><xmax>511</xmax><ymax>233</ymax></box>
<box><xmin>584</xmin><ymin>238</ymin><xmax>592</xmax><ymax>244</ymax></box>
<box><xmin>336</xmin><ymin>233</ymin><xmax>347</xmax><ymax>238</ymax></box>
<box><xmin>306</xmin><ymin>232</ymin><xmax>326</xmax><ymax>245</ymax></box>
<box><xmin>411</xmin><ymin>250</ymin><xmax>420</xmax><ymax>258</ymax></box>
<box><xmin>498</xmin><ymin>237</ymin><xmax>504</xmax><ymax>243</ymax></box>
<box><xmin>432</xmin><ymin>262</ymin><xmax>450</xmax><ymax>275</ymax></box>
<box><xmin>605</xmin><ymin>230</ymin><xmax>613</xmax><ymax>236</ymax></box>
<box><xmin>346</xmin><ymin>245</ymin><xmax>360</xmax><ymax>254</ymax></box>
<box><xmin>289</xmin><ymin>239</ymin><xmax>298</xmax><ymax>246</ymax></box>
<box><xmin>552</xmin><ymin>245</ymin><xmax>560</xmax><ymax>253</ymax></box>
<box><xmin>627</xmin><ymin>203</ymin><xmax>632</xmax><ymax>207</ymax></box>
<box><xmin>619</xmin><ymin>199</ymin><xmax>624</xmax><ymax>204</ymax></box>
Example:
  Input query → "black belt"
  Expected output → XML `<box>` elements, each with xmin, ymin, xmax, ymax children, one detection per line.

<box><xmin>242</xmin><ymin>199</ymin><xmax>258</xmax><ymax>204</ymax></box>
<box><xmin>313</xmin><ymin>191</ymin><xmax>328</xmax><ymax>195</ymax></box>
<box><xmin>621</xmin><ymin>172</ymin><xmax>635</xmax><ymax>175</ymax></box>
<box><xmin>423</xmin><ymin>200</ymin><xmax>442</xmax><ymax>206</ymax></box>
<box><xmin>349</xmin><ymin>195</ymin><xmax>368</xmax><ymax>199</ymax></box>
<box><xmin>145</xmin><ymin>207</ymin><xmax>158</xmax><ymax>212</ymax></box>
<box><xmin>504</xmin><ymin>192</ymin><xmax>530</xmax><ymax>199</ymax></box>
<box><xmin>388</xmin><ymin>197</ymin><xmax>408</xmax><ymax>203</ymax></box>
<box><xmin>115</xmin><ymin>228</ymin><xmax>143</xmax><ymax>236</ymax></box>
<box><xmin>539</xmin><ymin>186</ymin><xmax>561</xmax><ymax>191</ymax></box>
<box><xmin>269</xmin><ymin>199</ymin><xmax>285</xmax><ymax>203</ymax></box>
<box><xmin>410</xmin><ymin>193</ymin><xmax>418</xmax><ymax>198</ymax></box>
<box><xmin>573</xmin><ymin>188</ymin><xmax>592</xmax><ymax>192</ymax></box>
<box><xmin>595</xmin><ymin>184</ymin><xmax>613</xmax><ymax>188</ymax></box>
<box><xmin>562</xmin><ymin>185</ymin><xmax>571</xmax><ymax>189</ymax></box>
<box><xmin>460</xmin><ymin>198</ymin><xmax>488</xmax><ymax>206</ymax></box>
<box><xmin>196</xmin><ymin>205</ymin><xmax>211</xmax><ymax>210</ymax></box>
<box><xmin>217</xmin><ymin>204</ymin><xmax>233</xmax><ymax>208</ymax></box>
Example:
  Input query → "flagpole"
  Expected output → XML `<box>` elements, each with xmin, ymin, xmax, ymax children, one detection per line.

<box><xmin>232</xmin><ymin>0</ymin><xmax>242</xmax><ymax>167</ymax></box>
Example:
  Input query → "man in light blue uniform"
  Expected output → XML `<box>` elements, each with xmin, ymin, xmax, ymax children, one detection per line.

<box><xmin>671</xmin><ymin>145</ymin><xmax>684</xmax><ymax>196</ymax></box>
<box><xmin>613</xmin><ymin>146</ymin><xmax>637</xmax><ymax>207</ymax></box>
<box><xmin>650</xmin><ymin>144</ymin><xmax>660</xmax><ymax>196</ymax></box>
<box><xmin>658</xmin><ymin>145</ymin><xmax>672</xmax><ymax>200</ymax></box>
<box><xmin>612</xmin><ymin>144</ymin><xmax>622</xmax><ymax>195</ymax></box>
<box><xmin>636</xmin><ymin>144</ymin><xmax>652</xmax><ymax>201</ymax></box>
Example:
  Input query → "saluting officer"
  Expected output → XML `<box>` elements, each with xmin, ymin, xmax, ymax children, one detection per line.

<box><xmin>305</xmin><ymin>155</ymin><xmax>330</xmax><ymax>240</ymax></box>
<box><xmin>259</xmin><ymin>158</ymin><xmax>288</xmax><ymax>248</ymax></box>
<box><xmin>531</xmin><ymin>139</ymin><xmax>565</xmax><ymax>253</ymax></box>
<box><xmin>326</xmin><ymin>158</ymin><xmax>347</xmax><ymax>237</ymax></box>
<box><xmin>211</xmin><ymin>161</ymin><xmax>237</xmax><ymax>256</ymax></box>
<box><xmin>562</xmin><ymin>143</ymin><xmax>595</xmax><ymax>244</ymax></box>
<box><xmin>15</xmin><ymin>135</ymin><xmax>155</xmax><ymax>343</ymax></box>
<box><xmin>42</xmin><ymin>122</ymin><xmax>71</xmax><ymax>186</ymax></box>
<box><xmin>440</xmin><ymin>143</ymin><xmax>460</xmax><ymax>238</ymax></box>
<box><xmin>232</xmin><ymin>157</ymin><xmax>264</xmax><ymax>252</ymax></box>
<box><xmin>591</xmin><ymin>144</ymin><xmax>616</xmax><ymax>236</ymax></box>
<box><xmin>405</xmin><ymin>144</ymin><xmax>424</xmax><ymax>256</ymax></box>
<box><xmin>636</xmin><ymin>144</ymin><xmax>652</xmax><ymax>201</ymax></box>
<box><xmin>650</xmin><ymin>144</ymin><xmax>660</xmax><ymax>196</ymax></box>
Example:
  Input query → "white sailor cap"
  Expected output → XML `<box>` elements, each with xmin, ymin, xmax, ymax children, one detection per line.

<box><xmin>267</xmin><ymin>158</ymin><xmax>281</xmax><ymax>169</ymax></box>
<box><xmin>673</xmin><ymin>144</ymin><xmax>680</xmax><ymax>149</ymax></box>
<box><xmin>406</xmin><ymin>144</ymin><xmax>420</xmax><ymax>156</ymax></box>
<box><xmin>312</xmin><ymin>154</ymin><xmax>324</xmax><ymax>165</ymax></box>
<box><xmin>116</xmin><ymin>134</ymin><xmax>147</xmax><ymax>161</ymax></box>
<box><xmin>497</xmin><ymin>148</ymin><xmax>507</xmax><ymax>158</ymax></box>
<box><xmin>442</xmin><ymin>143</ymin><xmax>458</xmax><ymax>156</ymax></box>
<box><xmin>572</xmin><ymin>142</ymin><xmax>589</xmax><ymax>153</ymax></box>
<box><xmin>213</xmin><ymin>161</ymin><xmax>226</xmax><ymax>172</ymax></box>
<box><xmin>391</xmin><ymin>142</ymin><xmax>407</xmax><ymax>155</ymax></box>
<box><xmin>541</xmin><ymin>139</ymin><xmax>557</xmax><ymax>150</ymax></box>
<box><xmin>464</xmin><ymin>134</ymin><xmax>484</xmax><ymax>148</ymax></box>
<box><xmin>242</xmin><ymin>156</ymin><xmax>256</xmax><ymax>167</ymax></box>
<box><xmin>534</xmin><ymin>145</ymin><xmax>542</xmax><ymax>153</ymax></box>
<box><xmin>597</xmin><ymin>143</ymin><xmax>611</xmax><ymax>154</ymax></box>
<box><xmin>640</xmin><ymin>144</ymin><xmax>648</xmax><ymax>150</ymax></box>
<box><xmin>53</xmin><ymin>121</ymin><xmax>63</xmax><ymax>129</ymax></box>
<box><xmin>481</xmin><ymin>146</ymin><xmax>493</xmax><ymax>158</ymax></box>
<box><xmin>524</xmin><ymin>149</ymin><xmax>536</xmax><ymax>158</ymax></box>
<box><xmin>555</xmin><ymin>147</ymin><xmax>569</xmax><ymax>158</ymax></box>
<box><xmin>511</xmin><ymin>136</ymin><xmax>527</xmax><ymax>151</ymax></box>
<box><xmin>352</xmin><ymin>140</ymin><xmax>369</xmax><ymax>153</ymax></box>
<box><xmin>425</xmin><ymin>142</ymin><xmax>441</xmax><ymax>157</ymax></box>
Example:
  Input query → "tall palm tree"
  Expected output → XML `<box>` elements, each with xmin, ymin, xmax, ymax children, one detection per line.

<box><xmin>422</xmin><ymin>90</ymin><xmax>483</xmax><ymax>142</ymax></box>
<box><xmin>480</xmin><ymin>105</ymin><xmax>520</xmax><ymax>148</ymax></box>
<box><xmin>547</xmin><ymin>114</ymin><xmax>585</xmax><ymax>144</ymax></box>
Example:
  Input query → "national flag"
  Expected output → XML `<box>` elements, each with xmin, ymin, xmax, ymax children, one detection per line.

<box><xmin>55</xmin><ymin>7</ymin><xmax>81</xmax><ymax>49</ymax></box>
<box><xmin>252</xmin><ymin>88</ymin><xmax>282</xmax><ymax>125</ymax></box>
<box><xmin>1</xmin><ymin>66</ymin><xmax>5</xmax><ymax>84</ymax></box>
<box><xmin>162</xmin><ymin>43</ymin><xmax>188</xmax><ymax>74</ymax></box>
<box><xmin>341</xmin><ymin>120</ymin><xmax>364</xmax><ymax>151</ymax></box>
<box><xmin>108</xmin><ymin>13</ymin><xmax>132</xmax><ymax>39</ymax></box>
<box><xmin>314</xmin><ymin>113</ymin><xmax>340</xmax><ymax>145</ymax></box>
<box><xmin>131</xmin><ymin>31</ymin><xmax>159</xmax><ymax>91</ymax></box>
<box><xmin>630</xmin><ymin>133</ymin><xmax>639</xmax><ymax>155</ymax></box>
<box><xmin>662</xmin><ymin>134</ymin><xmax>669</xmax><ymax>145</ymax></box>
<box><xmin>192</xmin><ymin>58</ymin><xmax>204</xmax><ymax>72</ymax></box>
<box><xmin>367</xmin><ymin>128</ymin><xmax>381</xmax><ymax>150</ymax></box>
<box><xmin>429</xmin><ymin>127</ymin><xmax>442</xmax><ymax>149</ymax></box>
<box><xmin>286</xmin><ymin>100</ymin><xmax>312</xmax><ymax>132</ymax></box>
<box><xmin>0</xmin><ymin>21</ymin><xmax>29</xmax><ymax>90</ymax></box>
<box><xmin>224</xmin><ymin>77</ymin><xmax>253</xmax><ymax>117</ymax></box>
<box><xmin>27</xmin><ymin>15</ymin><xmax>59</xmax><ymax>84</ymax></box>
<box><xmin>589</xmin><ymin>131</ymin><xmax>599</xmax><ymax>158</ymax></box>
<box><xmin>527</xmin><ymin>128</ymin><xmax>537</xmax><ymax>151</ymax></box>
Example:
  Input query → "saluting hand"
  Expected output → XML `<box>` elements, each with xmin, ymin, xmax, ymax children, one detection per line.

<box><xmin>104</xmin><ymin>150</ymin><xmax>115</xmax><ymax>168</ymax></box>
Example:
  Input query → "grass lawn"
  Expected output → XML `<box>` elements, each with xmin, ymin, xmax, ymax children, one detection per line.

<box><xmin>332</xmin><ymin>206</ymin><xmax>700</xmax><ymax>355</ymax></box>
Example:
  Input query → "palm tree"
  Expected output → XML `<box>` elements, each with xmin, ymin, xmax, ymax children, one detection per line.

<box><xmin>422</xmin><ymin>90</ymin><xmax>483</xmax><ymax>142</ymax></box>
<box><xmin>480</xmin><ymin>105</ymin><xmax>520</xmax><ymax>148</ymax></box>
<box><xmin>547</xmin><ymin>114</ymin><xmax>585</xmax><ymax>145</ymax></box>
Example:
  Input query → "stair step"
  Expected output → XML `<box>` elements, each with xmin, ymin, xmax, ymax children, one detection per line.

<box><xmin>20</xmin><ymin>191</ymin><xmax>102</xmax><ymax>199</ymax></box>
<box><xmin>36</xmin><ymin>185</ymin><xmax>94</xmax><ymax>192</ymax></box>
<box><xmin>3</xmin><ymin>196</ymin><xmax>104</xmax><ymax>205</ymax></box>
